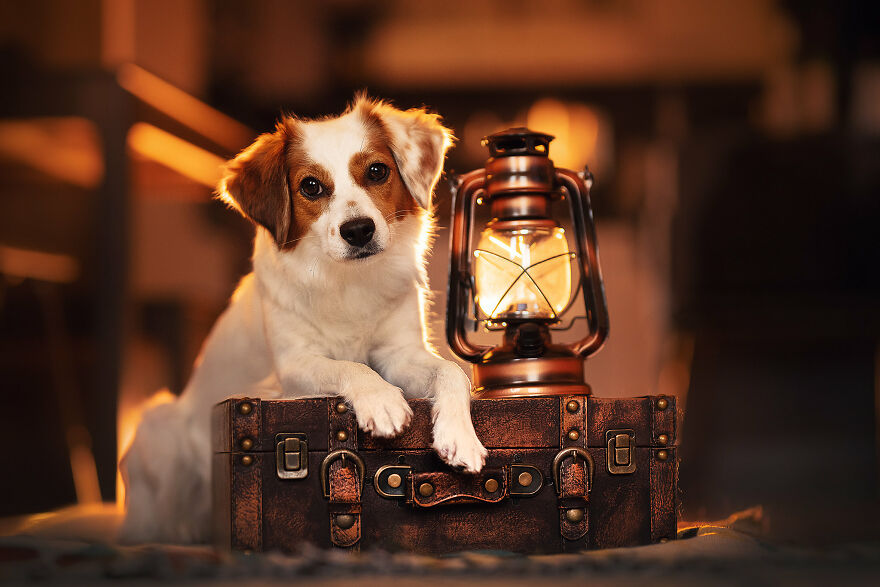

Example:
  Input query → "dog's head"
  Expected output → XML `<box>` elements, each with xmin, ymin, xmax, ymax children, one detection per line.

<box><xmin>217</xmin><ymin>95</ymin><xmax>453</xmax><ymax>262</ymax></box>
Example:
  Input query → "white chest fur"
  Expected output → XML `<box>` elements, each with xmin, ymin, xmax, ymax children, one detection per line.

<box><xmin>252</xmin><ymin>218</ymin><xmax>425</xmax><ymax>364</ymax></box>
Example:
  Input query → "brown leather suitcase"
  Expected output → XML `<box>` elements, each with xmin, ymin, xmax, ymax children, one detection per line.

<box><xmin>212</xmin><ymin>394</ymin><xmax>678</xmax><ymax>554</ymax></box>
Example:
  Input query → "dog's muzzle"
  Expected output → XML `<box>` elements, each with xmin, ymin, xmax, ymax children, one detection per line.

<box><xmin>340</xmin><ymin>217</ymin><xmax>383</xmax><ymax>260</ymax></box>
<box><xmin>340</xmin><ymin>217</ymin><xmax>375</xmax><ymax>248</ymax></box>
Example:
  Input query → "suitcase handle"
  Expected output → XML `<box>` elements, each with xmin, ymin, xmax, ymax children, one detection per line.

<box><xmin>407</xmin><ymin>468</ymin><xmax>509</xmax><ymax>507</ymax></box>
<box><xmin>373</xmin><ymin>464</ymin><xmax>544</xmax><ymax>507</ymax></box>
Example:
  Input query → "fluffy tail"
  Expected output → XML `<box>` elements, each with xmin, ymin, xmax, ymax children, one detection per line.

<box><xmin>118</xmin><ymin>395</ymin><xmax>211</xmax><ymax>544</ymax></box>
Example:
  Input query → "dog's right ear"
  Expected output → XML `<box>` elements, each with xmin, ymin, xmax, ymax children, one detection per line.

<box><xmin>217</xmin><ymin>121</ymin><xmax>292</xmax><ymax>247</ymax></box>
<box><xmin>354</xmin><ymin>95</ymin><xmax>454</xmax><ymax>210</ymax></box>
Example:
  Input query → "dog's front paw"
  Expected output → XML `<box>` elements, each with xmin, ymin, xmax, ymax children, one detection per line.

<box><xmin>432</xmin><ymin>416</ymin><xmax>487</xmax><ymax>473</ymax></box>
<box><xmin>349</xmin><ymin>382</ymin><xmax>412</xmax><ymax>438</ymax></box>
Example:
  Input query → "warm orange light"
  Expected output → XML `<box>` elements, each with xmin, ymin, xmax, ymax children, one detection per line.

<box><xmin>525</xmin><ymin>99</ymin><xmax>612</xmax><ymax>176</ymax></box>
<box><xmin>127</xmin><ymin>122</ymin><xmax>225</xmax><ymax>188</ymax></box>
<box><xmin>473</xmin><ymin>225</ymin><xmax>574</xmax><ymax>321</ymax></box>
<box><xmin>101</xmin><ymin>0</ymin><xmax>135</xmax><ymax>68</ymax></box>
<box><xmin>117</xmin><ymin>64</ymin><xmax>253</xmax><ymax>153</ymax></box>
<box><xmin>0</xmin><ymin>117</ymin><xmax>103</xmax><ymax>188</ymax></box>
<box><xmin>0</xmin><ymin>246</ymin><xmax>80</xmax><ymax>283</ymax></box>
<box><xmin>67</xmin><ymin>425</ymin><xmax>102</xmax><ymax>505</ymax></box>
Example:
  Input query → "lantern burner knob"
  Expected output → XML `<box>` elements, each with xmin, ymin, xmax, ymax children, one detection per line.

<box><xmin>514</xmin><ymin>322</ymin><xmax>546</xmax><ymax>358</ymax></box>
<box><xmin>482</xmin><ymin>128</ymin><xmax>554</xmax><ymax>159</ymax></box>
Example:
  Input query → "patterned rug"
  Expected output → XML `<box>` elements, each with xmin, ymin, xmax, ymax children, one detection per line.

<box><xmin>2</xmin><ymin>506</ymin><xmax>879</xmax><ymax>585</ymax></box>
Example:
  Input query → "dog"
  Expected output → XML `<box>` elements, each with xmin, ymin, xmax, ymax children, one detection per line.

<box><xmin>119</xmin><ymin>95</ymin><xmax>487</xmax><ymax>544</ymax></box>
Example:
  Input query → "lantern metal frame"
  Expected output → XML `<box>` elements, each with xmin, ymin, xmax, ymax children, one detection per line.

<box><xmin>446</xmin><ymin>128</ymin><xmax>610</xmax><ymax>398</ymax></box>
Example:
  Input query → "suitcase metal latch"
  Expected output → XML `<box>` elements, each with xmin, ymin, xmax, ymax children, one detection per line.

<box><xmin>276</xmin><ymin>433</ymin><xmax>309</xmax><ymax>480</ymax></box>
<box><xmin>606</xmin><ymin>429</ymin><xmax>636</xmax><ymax>474</ymax></box>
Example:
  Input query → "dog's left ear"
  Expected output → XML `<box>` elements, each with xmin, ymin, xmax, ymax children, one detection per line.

<box><xmin>217</xmin><ymin>121</ymin><xmax>292</xmax><ymax>247</ymax></box>
<box><xmin>360</xmin><ymin>98</ymin><xmax>454</xmax><ymax>209</ymax></box>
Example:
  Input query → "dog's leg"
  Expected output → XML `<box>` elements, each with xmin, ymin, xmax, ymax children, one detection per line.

<box><xmin>372</xmin><ymin>346</ymin><xmax>487</xmax><ymax>473</ymax></box>
<box><xmin>276</xmin><ymin>355</ymin><xmax>413</xmax><ymax>437</ymax></box>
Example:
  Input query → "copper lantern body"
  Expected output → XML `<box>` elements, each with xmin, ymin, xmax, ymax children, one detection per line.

<box><xmin>446</xmin><ymin>128</ymin><xmax>609</xmax><ymax>398</ymax></box>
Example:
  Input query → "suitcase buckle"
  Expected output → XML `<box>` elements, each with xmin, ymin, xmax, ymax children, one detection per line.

<box><xmin>320</xmin><ymin>449</ymin><xmax>366</xmax><ymax>498</ymax></box>
<box><xmin>275</xmin><ymin>433</ymin><xmax>309</xmax><ymax>480</ymax></box>
<box><xmin>606</xmin><ymin>429</ymin><xmax>636</xmax><ymax>474</ymax></box>
<box><xmin>552</xmin><ymin>447</ymin><xmax>594</xmax><ymax>496</ymax></box>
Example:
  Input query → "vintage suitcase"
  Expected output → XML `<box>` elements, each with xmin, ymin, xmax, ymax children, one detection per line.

<box><xmin>212</xmin><ymin>394</ymin><xmax>678</xmax><ymax>554</ymax></box>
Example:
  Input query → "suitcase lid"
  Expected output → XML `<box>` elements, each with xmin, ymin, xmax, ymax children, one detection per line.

<box><xmin>212</xmin><ymin>395</ymin><xmax>676</xmax><ymax>453</ymax></box>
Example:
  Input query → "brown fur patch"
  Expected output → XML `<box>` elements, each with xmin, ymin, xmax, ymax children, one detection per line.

<box><xmin>221</xmin><ymin>121</ymin><xmax>293</xmax><ymax>247</ymax></box>
<box><xmin>220</xmin><ymin>119</ymin><xmax>341</xmax><ymax>251</ymax></box>
<box><xmin>351</xmin><ymin>111</ymin><xmax>419</xmax><ymax>223</ymax></box>
<box><xmin>283</xmin><ymin>133</ymin><xmax>333</xmax><ymax>250</ymax></box>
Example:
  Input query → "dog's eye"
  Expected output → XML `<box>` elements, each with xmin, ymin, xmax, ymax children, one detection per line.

<box><xmin>299</xmin><ymin>177</ymin><xmax>324</xmax><ymax>199</ymax></box>
<box><xmin>366</xmin><ymin>162</ymin><xmax>389</xmax><ymax>183</ymax></box>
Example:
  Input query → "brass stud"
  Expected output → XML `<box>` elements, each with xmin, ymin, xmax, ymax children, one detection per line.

<box><xmin>387</xmin><ymin>473</ymin><xmax>402</xmax><ymax>489</ymax></box>
<box><xmin>484</xmin><ymin>478</ymin><xmax>499</xmax><ymax>493</ymax></box>
<box><xmin>656</xmin><ymin>398</ymin><xmax>668</xmax><ymax>411</ymax></box>
<box><xmin>335</xmin><ymin>514</ymin><xmax>355</xmax><ymax>530</ymax></box>
<box><xmin>518</xmin><ymin>472</ymin><xmax>533</xmax><ymax>487</ymax></box>
<box><xmin>335</xmin><ymin>402</ymin><xmax>348</xmax><ymax>414</ymax></box>
<box><xmin>240</xmin><ymin>438</ymin><xmax>254</xmax><ymax>451</ymax></box>
<box><xmin>566</xmin><ymin>400</ymin><xmax>580</xmax><ymax>413</ymax></box>
<box><xmin>335</xmin><ymin>430</ymin><xmax>349</xmax><ymax>442</ymax></box>
<box><xmin>567</xmin><ymin>429</ymin><xmax>580</xmax><ymax>441</ymax></box>
<box><xmin>656</xmin><ymin>450</ymin><xmax>668</xmax><ymax>461</ymax></box>
<box><xmin>241</xmin><ymin>455</ymin><xmax>253</xmax><ymax>466</ymax></box>
<box><xmin>419</xmin><ymin>483</ymin><xmax>434</xmax><ymax>497</ymax></box>
<box><xmin>238</xmin><ymin>402</ymin><xmax>252</xmax><ymax>415</ymax></box>
<box><xmin>565</xmin><ymin>508</ymin><xmax>584</xmax><ymax>523</ymax></box>
<box><xmin>660</xmin><ymin>537</ymin><xmax>670</xmax><ymax>543</ymax></box>
<box><xmin>657</xmin><ymin>434</ymin><xmax>669</xmax><ymax>446</ymax></box>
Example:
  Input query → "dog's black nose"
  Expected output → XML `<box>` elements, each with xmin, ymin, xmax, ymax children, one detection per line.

<box><xmin>340</xmin><ymin>217</ymin><xmax>375</xmax><ymax>247</ymax></box>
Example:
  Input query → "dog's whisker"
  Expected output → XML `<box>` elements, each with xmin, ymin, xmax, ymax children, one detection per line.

<box><xmin>383</xmin><ymin>210</ymin><xmax>418</xmax><ymax>222</ymax></box>
<box><xmin>278</xmin><ymin>234</ymin><xmax>316</xmax><ymax>248</ymax></box>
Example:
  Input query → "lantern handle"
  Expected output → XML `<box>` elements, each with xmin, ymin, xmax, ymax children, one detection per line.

<box><xmin>556</xmin><ymin>168</ymin><xmax>610</xmax><ymax>357</ymax></box>
<box><xmin>446</xmin><ymin>170</ymin><xmax>493</xmax><ymax>362</ymax></box>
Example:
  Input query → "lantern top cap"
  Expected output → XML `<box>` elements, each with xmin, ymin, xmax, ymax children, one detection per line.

<box><xmin>482</xmin><ymin>128</ymin><xmax>555</xmax><ymax>159</ymax></box>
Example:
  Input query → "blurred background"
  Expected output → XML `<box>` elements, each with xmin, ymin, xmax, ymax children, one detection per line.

<box><xmin>0</xmin><ymin>0</ymin><xmax>878</xmax><ymax>545</ymax></box>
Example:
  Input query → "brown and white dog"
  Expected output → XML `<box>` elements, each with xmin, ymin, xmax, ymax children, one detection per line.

<box><xmin>119</xmin><ymin>96</ymin><xmax>487</xmax><ymax>543</ymax></box>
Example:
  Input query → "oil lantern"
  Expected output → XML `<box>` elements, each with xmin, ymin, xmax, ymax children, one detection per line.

<box><xmin>446</xmin><ymin>128</ymin><xmax>609</xmax><ymax>398</ymax></box>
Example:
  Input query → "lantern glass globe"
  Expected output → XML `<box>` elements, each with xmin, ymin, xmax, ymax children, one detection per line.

<box><xmin>473</xmin><ymin>224</ymin><xmax>574</xmax><ymax>322</ymax></box>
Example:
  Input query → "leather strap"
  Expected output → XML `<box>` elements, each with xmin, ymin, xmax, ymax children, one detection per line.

<box><xmin>558</xmin><ymin>395</ymin><xmax>590</xmax><ymax>543</ymax></box>
<box><xmin>231</xmin><ymin>399</ymin><xmax>262</xmax><ymax>551</ymax></box>
<box><xmin>650</xmin><ymin>395</ymin><xmax>677</xmax><ymax>542</ymax></box>
<box><xmin>406</xmin><ymin>468</ymin><xmax>509</xmax><ymax>508</ymax></box>
<box><xmin>327</xmin><ymin>398</ymin><xmax>361</xmax><ymax>550</ymax></box>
